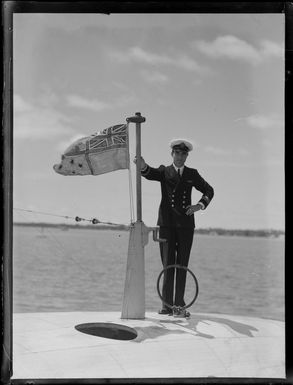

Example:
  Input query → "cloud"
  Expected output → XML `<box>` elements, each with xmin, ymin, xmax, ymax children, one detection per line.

<box><xmin>204</xmin><ymin>146</ymin><xmax>249</xmax><ymax>156</ymax></box>
<box><xmin>260</xmin><ymin>40</ymin><xmax>284</xmax><ymax>58</ymax></box>
<box><xmin>14</xmin><ymin>94</ymin><xmax>33</xmax><ymax>113</ymax></box>
<box><xmin>56</xmin><ymin>133</ymin><xmax>86</xmax><ymax>152</ymax></box>
<box><xmin>66</xmin><ymin>94</ymin><xmax>110</xmax><ymax>112</ymax></box>
<box><xmin>140</xmin><ymin>69</ymin><xmax>169</xmax><ymax>84</ymax></box>
<box><xmin>66</xmin><ymin>92</ymin><xmax>137</xmax><ymax>111</ymax></box>
<box><xmin>194</xmin><ymin>35</ymin><xmax>283</xmax><ymax>65</ymax></box>
<box><xmin>14</xmin><ymin>92</ymin><xmax>135</xmax><ymax>142</ymax></box>
<box><xmin>237</xmin><ymin>114</ymin><xmax>283</xmax><ymax>130</ymax></box>
<box><xmin>130</xmin><ymin>47</ymin><xmax>168</xmax><ymax>65</ymax></box>
<box><xmin>38</xmin><ymin>89</ymin><xmax>60</xmax><ymax>107</ymax></box>
<box><xmin>109</xmin><ymin>46</ymin><xmax>206</xmax><ymax>73</ymax></box>
<box><xmin>204</xmin><ymin>146</ymin><xmax>230</xmax><ymax>156</ymax></box>
<box><xmin>14</xmin><ymin>94</ymin><xmax>75</xmax><ymax>140</ymax></box>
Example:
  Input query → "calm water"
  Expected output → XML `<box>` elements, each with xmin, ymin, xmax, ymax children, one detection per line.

<box><xmin>13</xmin><ymin>225</ymin><xmax>285</xmax><ymax>321</ymax></box>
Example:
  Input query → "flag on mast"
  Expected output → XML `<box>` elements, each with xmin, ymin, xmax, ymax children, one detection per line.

<box><xmin>53</xmin><ymin>124</ymin><xmax>129</xmax><ymax>176</ymax></box>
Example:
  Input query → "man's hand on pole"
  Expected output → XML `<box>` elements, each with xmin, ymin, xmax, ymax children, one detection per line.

<box><xmin>133</xmin><ymin>156</ymin><xmax>146</xmax><ymax>170</ymax></box>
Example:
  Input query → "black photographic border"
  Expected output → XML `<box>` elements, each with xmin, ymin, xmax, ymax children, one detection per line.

<box><xmin>2</xmin><ymin>2</ymin><xmax>292</xmax><ymax>384</ymax></box>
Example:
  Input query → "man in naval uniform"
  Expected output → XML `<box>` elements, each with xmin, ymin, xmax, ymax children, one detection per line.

<box><xmin>136</xmin><ymin>139</ymin><xmax>214</xmax><ymax>317</ymax></box>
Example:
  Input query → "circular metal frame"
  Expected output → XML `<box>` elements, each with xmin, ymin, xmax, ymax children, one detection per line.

<box><xmin>156</xmin><ymin>264</ymin><xmax>199</xmax><ymax>310</ymax></box>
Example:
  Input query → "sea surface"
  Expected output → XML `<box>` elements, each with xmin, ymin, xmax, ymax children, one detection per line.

<box><xmin>13</xmin><ymin>225</ymin><xmax>285</xmax><ymax>321</ymax></box>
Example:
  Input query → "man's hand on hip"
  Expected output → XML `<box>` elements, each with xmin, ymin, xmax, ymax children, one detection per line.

<box><xmin>186</xmin><ymin>204</ymin><xmax>202</xmax><ymax>216</ymax></box>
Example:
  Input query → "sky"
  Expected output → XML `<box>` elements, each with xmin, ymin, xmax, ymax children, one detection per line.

<box><xmin>13</xmin><ymin>13</ymin><xmax>285</xmax><ymax>230</ymax></box>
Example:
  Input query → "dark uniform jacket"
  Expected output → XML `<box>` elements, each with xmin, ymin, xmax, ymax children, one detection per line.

<box><xmin>142</xmin><ymin>164</ymin><xmax>214</xmax><ymax>228</ymax></box>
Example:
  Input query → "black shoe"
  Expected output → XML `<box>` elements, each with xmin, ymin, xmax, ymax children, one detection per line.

<box><xmin>183</xmin><ymin>310</ymin><xmax>191</xmax><ymax>318</ymax></box>
<box><xmin>173</xmin><ymin>308</ymin><xmax>183</xmax><ymax>317</ymax></box>
<box><xmin>172</xmin><ymin>308</ymin><xmax>191</xmax><ymax>318</ymax></box>
<box><xmin>158</xmin><ymin>308</ymin><xmax>172</xmax><ymax>315</ymax></box>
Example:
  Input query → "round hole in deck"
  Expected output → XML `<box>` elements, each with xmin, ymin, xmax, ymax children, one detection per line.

<box><xmin>75</xmin><ymin>322</ymin><xmax>137</xmax><ymax>340</ymax></box>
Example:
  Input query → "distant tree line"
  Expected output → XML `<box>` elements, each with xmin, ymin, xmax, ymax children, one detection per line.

<box><xmin>195</xmin><ymin>227</ymin><xmax>284</xmax><ymax>238</ymax></box>
<box><xmin>13</xmin><ymin>222</ymin><xmax>284</xmax><ymax>238</ymax></box>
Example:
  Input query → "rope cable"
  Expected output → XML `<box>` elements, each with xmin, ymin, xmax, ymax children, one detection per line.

<box><xmin>13</xmin><ymin>207</ymin><xmax>130</xmax><ymax>227</ymax></box>
<box><xmin>14</xmin><ymin>207</ymin><xmax>74</xmax><ymax>220</ymax></box>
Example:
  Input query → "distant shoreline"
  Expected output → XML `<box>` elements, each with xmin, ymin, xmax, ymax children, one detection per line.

<box><xmin>13</xmin><ymin>222</ymin><xmax>285</xmax><ymax>238</ymax></box>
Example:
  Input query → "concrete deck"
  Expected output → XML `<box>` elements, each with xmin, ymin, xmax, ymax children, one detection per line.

<box><xmin>12</xmin><ymin>311</ymin><xmax>285</xmax><ymax>379</ymax></box>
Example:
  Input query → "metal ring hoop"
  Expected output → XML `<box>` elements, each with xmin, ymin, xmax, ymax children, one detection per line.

<box><xmin>156</xmin><ymin>264</ymin><xmax>199</xmax><ymax>310</ymax></box>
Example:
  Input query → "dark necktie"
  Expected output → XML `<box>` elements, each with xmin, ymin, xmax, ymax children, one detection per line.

<box><xmin>177</xmin><ymin>169</ymin><xmax>181</xmax><ymax>178</ymax></box>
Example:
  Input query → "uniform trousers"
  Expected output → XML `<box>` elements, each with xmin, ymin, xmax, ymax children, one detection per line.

<box><xmin>159</xmin><ymin>226</ymin><xmax>194</xmax><ymax>310</ymax></box>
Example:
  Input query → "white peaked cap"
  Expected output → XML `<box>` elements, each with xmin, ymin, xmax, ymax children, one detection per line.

<box><xmin>169</xmin><ymin>139</ymin><xmax>194</xmax><ymax>152</ymax></box>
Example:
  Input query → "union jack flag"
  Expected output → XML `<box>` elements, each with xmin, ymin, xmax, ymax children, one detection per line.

<box><xmin>53</xmin><ymin>124</ymin><xmax>129</xmax><ymax>176</ymax></box>
<box><xmin>89</xmin><ymin>124</ymin><xmax>128</xmax><ymax>153</ymax></box>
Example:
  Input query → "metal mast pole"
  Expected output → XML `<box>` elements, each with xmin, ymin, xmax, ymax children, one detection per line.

<box><xmin>126</xmin><ymin>112</ymin><xmax>145</xmax><ymax>222</ymax></box>
<box><xmin>122</xmin><ymin>112</ymin><xmax>146</xmax><ymax>319</ymax></box>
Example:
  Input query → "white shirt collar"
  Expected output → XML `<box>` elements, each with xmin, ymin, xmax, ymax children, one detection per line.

<box><xmin>173</xmin><ymin>164</ymin><xmax>184</xmax><ymax>175</ymax></box>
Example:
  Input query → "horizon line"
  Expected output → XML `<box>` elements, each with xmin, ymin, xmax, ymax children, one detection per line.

<box><xmin>12</xmin><ymin>221</ymin><xmax>285</xmax><ymax>234</ymax></box>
